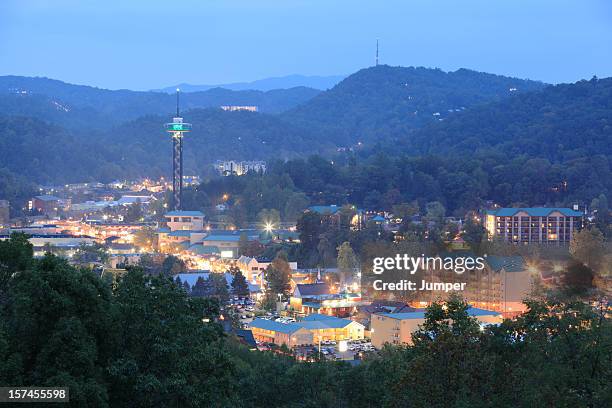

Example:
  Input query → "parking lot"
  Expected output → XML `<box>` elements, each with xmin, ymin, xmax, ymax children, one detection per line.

<box><xmin>294</xmin><ymin>339</ymin><xmax>376</xmax><ymax>361</ymax></box>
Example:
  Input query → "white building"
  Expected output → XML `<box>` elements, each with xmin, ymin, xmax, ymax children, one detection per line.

<box><xmin>215</xmin><ymin>160</ymin><xmax>267</xmax><ymax>176</ymax></box>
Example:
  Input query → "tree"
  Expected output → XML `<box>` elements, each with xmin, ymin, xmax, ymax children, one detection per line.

<box><xmin>284</xmin><ymin>192</ymin><xmax>309</xmax><ymax>222</ymax></box>
<box><xmin>336</xmin><ymin>241</ymin><xmax>359</xmax><ymax>287</ymax></box>
<box><xmin>592</xmin><ymin>193</ymin><xmax>610</xmax><ymax>237</ymax></box>
<box><xmin>190</xmin><ymin>276</ymin><xmax>210</xmax><ymax>297</ymax></box>
<box><xmin>392</xmin><ymin>201</ymin><xmax>420</xmax><ymax>220</ymax></box>
<box><xmin>570</xmin><ymin>227</ymin><xmax>605</xmax><ymax>271</ymax></box>
<box><xmin>265</xmin><ymin>253</ymin><xmax>292</xmax><ymax>300</ymax></box>
<box><xmin>124</xmin><ymin>200</ymin><xmax>143</xmax><ymax>223</ymax></box>
<box><xmin>317</xmin><ymin>233</ymin><xmax>336</xmax><ymax>268</ymax></box>
<box><xmin>560</xmin><ymin>261</ymin><xmax>596</xmax><ymax>298</ymax></box>
<box><xmin>231</xmin><ymin>270</ymin><xmax>250</xmax><ymax>298</ymax></box>
<box><xmin>132</xmin><ymin>226</ymin><xmax>158</xmax><ymax>251</ymax></box>
<box><xmin>161</xmin><ymin>255</ymin><xmax>186</xmax><ymax>276</ymax></box>
<box><xmin>0</xmin><ymin>233</ymin><xmax>33</xmax><ymax>296</ymax></box>
<box><xmin>462</xmin><ymin>215</ymin><xmax>487</xmax><ymax>250</ymax></box>
<box><xmin>425</xmin><ymin>201</ymin><xmax>445</xmax><ymax>224</ymax></box>
<box><xmin>72</xmin><ymin>243</ymin><xmax>109</xmax><ymax>265</ymax></box>
<box><xmin>205</xmin><ymin>273</ymin><xmax>230</xmax><ymax>303</ymax></box>
<box><xmin>137</xmin><ymin>253</ymin><xmax>165</xmax><ymax>275</ymax></box>
<box><xmin>1</xmin><ymin>254</ymin><xmax>112</xmax><ymax>405</ymax></box>
<box><xmin>238</xmin><ymin>232</ymin><xmax>249</xmax><ymax>256</ymax></box>
<box><xmin>297</xmin><ymin>211</ymin><xmax>324</xmax><ymax>267</ymax></box>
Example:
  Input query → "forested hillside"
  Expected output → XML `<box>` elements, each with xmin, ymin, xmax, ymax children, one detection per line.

<box><xmin>0</xmin><ymin>76</ymin><xmax>320</xmax><ymax>128</ymax></box>
<box><xmin>182</xmin><ymin>77</ymin><xmax>611</xmax><ymax>219</ymax></box>
<box><xmin>408</xmin><ymin>76</ymin><xmax>612</xmax><ymax>160</ymax></box>
<box><xmin>284</xmin><ymin>65</ymin><xmax>545</xmax><ymax>145</ymax></box>
<box><xmin>0</xmin><ymin>67</ymin><xmax>610</xmax><ymax>215</ymax></box>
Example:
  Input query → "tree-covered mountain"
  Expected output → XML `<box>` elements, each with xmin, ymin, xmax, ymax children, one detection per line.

<box><xmin>407</xmin><ymin>76</ymin><xmax>612</xmax><ymax>160</ymax></box>
<box><xmin>99</xmin><ymin>109</ymin><xmax>324</xmax><ymax>178</ymax></box>
<box><xmin>0</xmin><ymin>66</ymin><xmax>609</xmax><ymax>215</ymax></box>
<box><xmin>181</xmin><ymin>76</ymin><xmax>611</xmax><ymax>220</ymax></box>
<box><xmin>283</xmin><ymin>65</ymin><xmax>546</xmax><ymax>146</ymax></box>
<box><xmin>0</xmin><ymin>76</ymin><xmax>321</xmax><ymax>128</ymax></box>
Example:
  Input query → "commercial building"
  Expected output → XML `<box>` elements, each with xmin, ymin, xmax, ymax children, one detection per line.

<box><xmin>249</xmin><ymin>319</ymin><xmax>313</xmax><ymax>347</ymax></box>
<box><xmin>28</xmin><ymin>195</ymin><xmax>70</xmax><ymax>215</ymax></box>
<box><xmin>157</xmin><ymin>210</ymin><xmax>206</xmax><ymax>252</ymax></box>
<box><xmin>290</xmin><ymin>283</ymin><xmax>363</xmax><ymax>317</ymax></box>
<box><xmin>250</xmin><ymin>314</ymin><xmax>365</xmax><ymax>347</ymax></box>
<box><xmin>300</xmin><ymin>314</ymin><xmax>365</xmax><ymax>342</ymax></box>
<box><xmin>236</xmin><ymin>255</ymin><xmax>298</xmax><ymax>286</ymax></box>
<box><xmin>420</xmin><ymin>254</ymin><xmax>534</xmax><ymax>316</ymax></box>
<box><xmin>371</xmin><ymin>307</ymin><xmax>502</xmax><ymax>348</ymax></box>
<box><xmin>485</xmin><ymin>207</ymin><xmax>583</xmax><ymax>245</ymax></box>
<box><xmin>0</xmin><ymin>233</ymin><xmax>96</xmax><ymax>258</ymax></box>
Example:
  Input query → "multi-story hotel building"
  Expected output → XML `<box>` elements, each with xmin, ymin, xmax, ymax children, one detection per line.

<box><xmin>419</xmin><ymin>254</ymin><xmax>535</xmax><ymax>317</ymax></box>
<box><xmin>485</xmin><ymin>207</ymin><xmax>583</xmax><ymax>245</ymax></box>
<box><xmin>215</xmin><ymin>160</ymin><xmax>267</xmax><ymax>176</ymax></box>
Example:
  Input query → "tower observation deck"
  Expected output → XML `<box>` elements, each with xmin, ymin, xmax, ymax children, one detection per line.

<box><xmin>165</xmin><ymin>89</ymin><xmax>192</xmax><ymax>210</ymax></box>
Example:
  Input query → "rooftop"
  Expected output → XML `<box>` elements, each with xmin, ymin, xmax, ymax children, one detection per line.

<box><xmin>486</xmin><ymin>207</ymin><xmax>583</xmax><ymax>217</ymax></box>
<box><xmin>250</xmin><ymin>318</ymin><xmax>303</xmax><ymax>334</ymax></box>
<box><xmin>378</xmin><ymin>307</ymin><xmax>501</xmax><ymax>320</ymax></box>
<box><xmin>300</xmin><ymin>314</ymin><xmax>358</xmax><ymax>329</ymax></box>
<box><xmin>34</xmin><ymin>195</ymin><xmax>61</xmax><ymax>201</ymax></box>
<box><xmin>165</xmin><ymin>210</ymin><xmax>205</xmax><ymax>217</ymax></box>
<box><xmin>308</xmin><ymin>205</ymin><xmax>341</xmax><ymax>215</ymax></box>
<box><xmin>485</xmin><ymin>255</ymin><xmax>526</xmax><ymax>273</ymax></box>
<box><xmin>294</xmin><ymin>283</ymin><xmax>331</xmax><ymax>297</ymax></box>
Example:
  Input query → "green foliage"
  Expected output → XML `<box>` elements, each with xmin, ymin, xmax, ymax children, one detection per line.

<box><xmin>265</xmin><ymin>253</ymin><xmax>292</xmax><ymax>300</ymax></box>
<box><xmin>0</xmin><ymin>233</ymin><xmax>33</xmax><ymax>295</ymax></box>
<box><xmin>570</xmin><ymin>227</ymin><xmax>606</xmax><ymax>271</ymax></box>
<box><xmin>337</xmin><ymin>241</ymin><xmax>359</xmax><ymax>285</ymax></box>
<box><xmin>71</xmin><ymin>243</ymin><xmax>109</xmax><ymax>265</ymax></box>
<box><xmin>161</xmin><ymin>255</ymin><xmax>187</xmax><ymax>276</ymax></box>
<box><xmin>230</xmin><ymin>270</ymin><xmax>250</xmax><ymax>297</ymax></box>
<box><xmin>204</xmin><ymin>273</ymin><xmax>230</xmax><ymax>303</ymax></box>
<box><xmin>0</xmin><ymin>234</ymin><xmax>610</xmax><ymax>407</ymax></box>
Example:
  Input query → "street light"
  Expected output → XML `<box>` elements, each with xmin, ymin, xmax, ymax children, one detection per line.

<box><xmin>265</xmin><ymin>222</ymin><xmax>274</xmax><ymax>233</ymax></box>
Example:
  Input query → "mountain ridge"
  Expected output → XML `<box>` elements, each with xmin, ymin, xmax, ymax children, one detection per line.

<box><xmin>152</xmin><ymin>74</ymin><xmax>346</xmax><ymax>93</ymax></box>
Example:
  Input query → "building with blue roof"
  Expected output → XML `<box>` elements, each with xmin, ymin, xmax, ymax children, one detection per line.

<box><xmin>249</xmin><ymin>314</ymin><xmax>365</xmax><ymax>347</ymax></box>
<box><xmin>306</xmin><ymin>205</ymin><xmax>366</xmax><ymax>230</ymax></box>
<box><xmin>485</xmin><ymin>207</ymin><xmax>582</xmax><ymax>245</ymax></box>
<box><xmin>165</xmin><ymin>210</ymin><xmax>205</xmax><ymax>217</ymax></box>
<box><xmin>371</xmin><ymin>306</ymin><xmax>502</xmax><ymax>348</ymax></box>
<box><xmin>249</xmin><ymin>318</ymin><xmax>313</xmax><ymax>347</ymax></box>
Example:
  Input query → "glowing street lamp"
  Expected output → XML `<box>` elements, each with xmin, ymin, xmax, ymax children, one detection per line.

<box><xmin>264</xmin><ymin>222</ymin><xmax>274</xmax><ymax>233</ymax></box>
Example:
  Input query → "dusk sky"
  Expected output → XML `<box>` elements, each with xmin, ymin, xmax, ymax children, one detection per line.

<box><xmin>1</xmin><ymin>0</ymin><xmax>611</xmax><ymax>90</ymax></box>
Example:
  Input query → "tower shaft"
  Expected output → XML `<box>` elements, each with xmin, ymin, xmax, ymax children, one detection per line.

<box><xmin>172</xmin><ymin>134</ymin><xmax>183</xmax><ymax>210</ymax></box>
<box><xmin>165</xmin><ymin>89</ymin><xmax>191</xmax><ymax>211</ymax></box>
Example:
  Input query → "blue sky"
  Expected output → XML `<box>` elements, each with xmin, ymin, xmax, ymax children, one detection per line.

<box><xmin>1</xmin><ymin>0</ymin><xmax>611</xmax><ymax>90</ymax></box>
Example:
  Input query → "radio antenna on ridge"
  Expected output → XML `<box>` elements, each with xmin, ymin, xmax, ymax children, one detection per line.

<box><xmin>376</xmin><ymin>39</ymin><xmax>379</xmax><ymax>66</ymax></box>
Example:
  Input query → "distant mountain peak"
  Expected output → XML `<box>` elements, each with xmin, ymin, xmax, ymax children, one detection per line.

<box><xmin>153</xmin><ymin>74</ymin><xmax>346</xmax><ymax>93</ymax></box>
